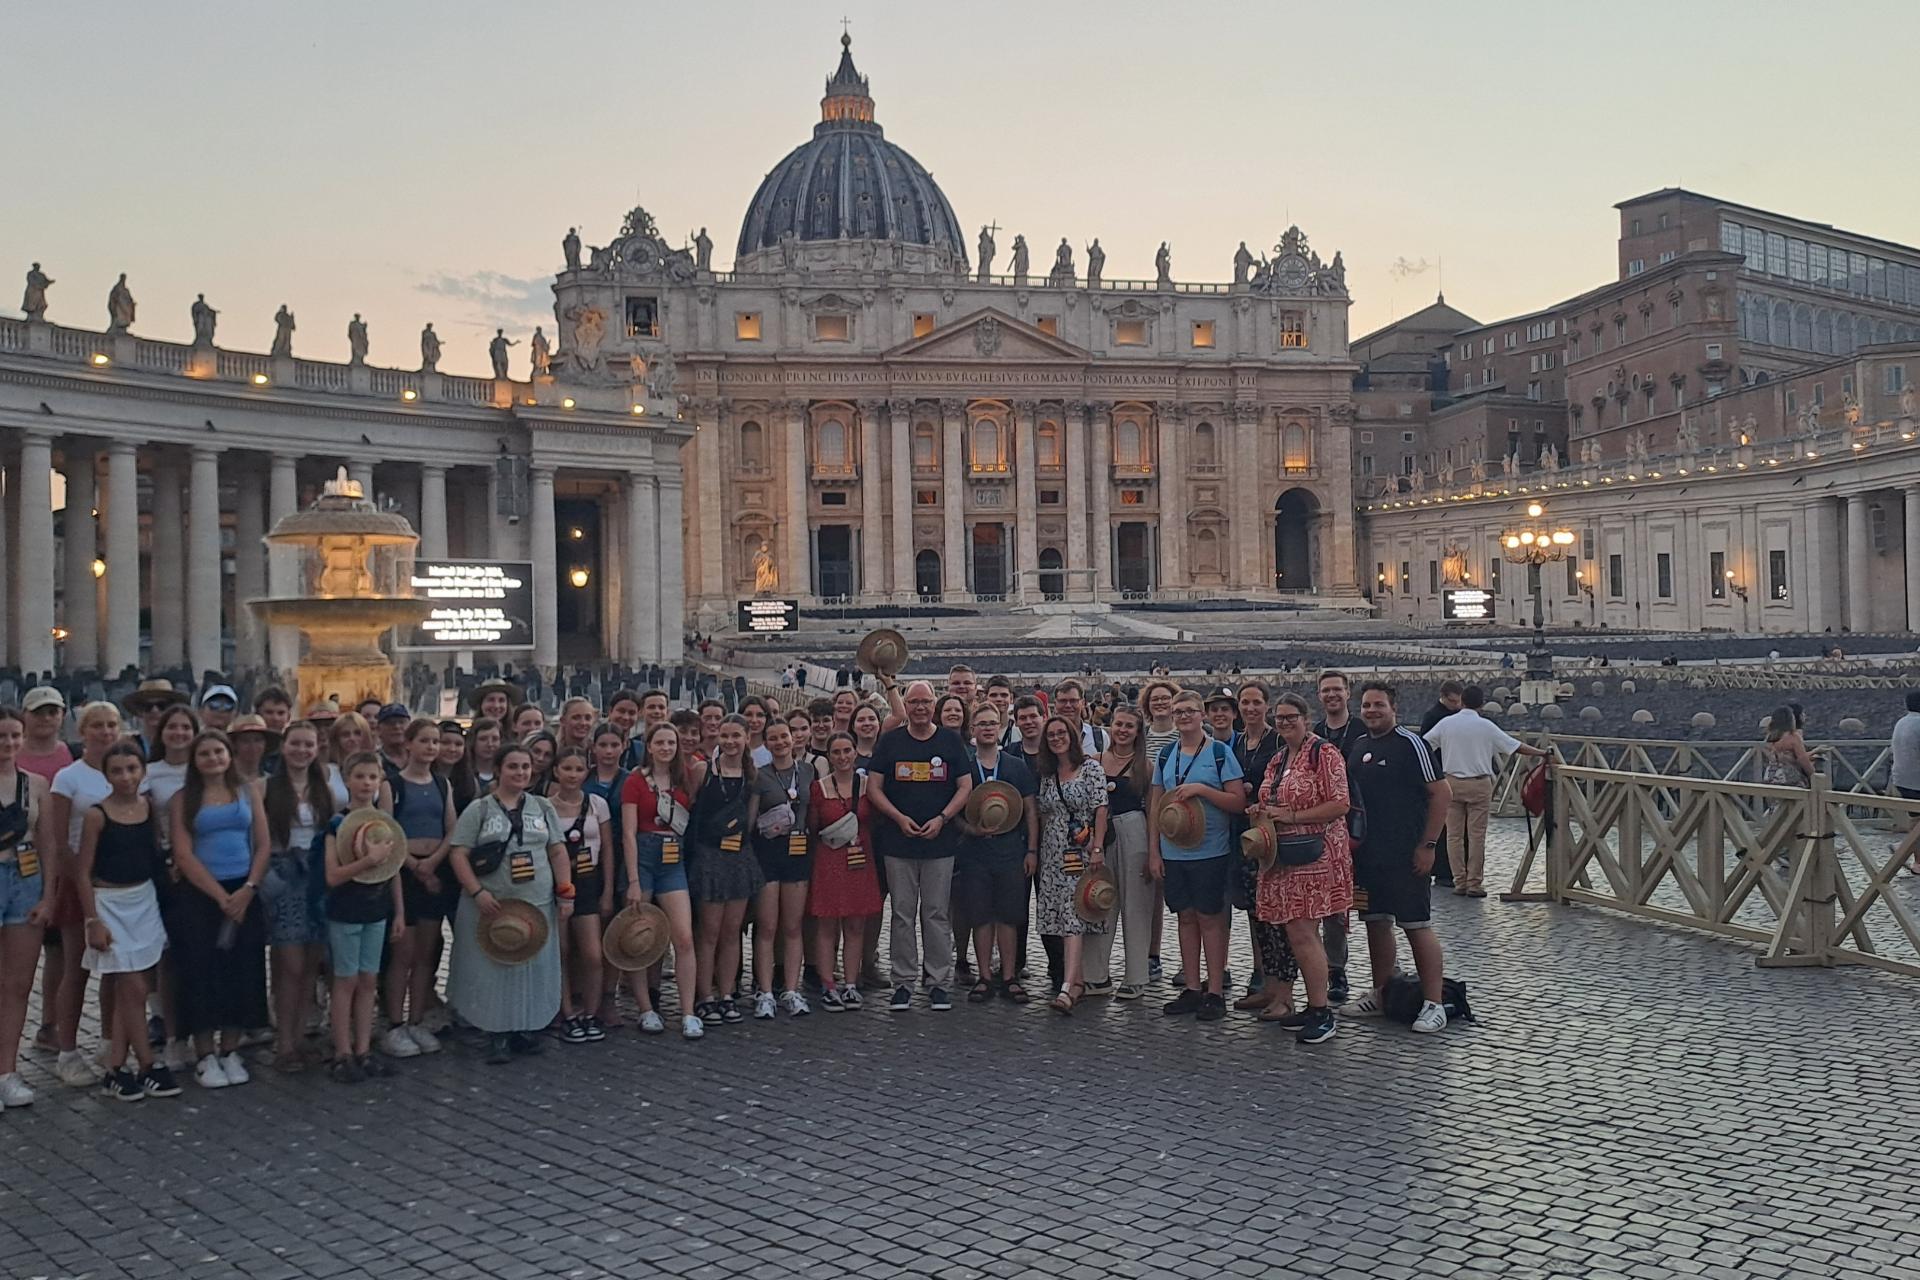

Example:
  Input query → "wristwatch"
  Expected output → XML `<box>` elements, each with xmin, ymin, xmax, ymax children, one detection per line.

<box><xmin>1420</xmin><ymin>840</ymin><xmax>1438</xmax><ymax>850</ymax></box>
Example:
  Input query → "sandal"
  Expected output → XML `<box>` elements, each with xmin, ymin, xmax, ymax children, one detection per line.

<box><xmin>271</xmin><ymin>1050</ymin><xmax>306</xmax><ymax>1074</ymax></box>
<box><xmin>966</xmin><ymin>979</ymin><xmax>994</xmax><ymax>1003</ymax></box>
<box><xmin>1000</xmin><ymin>979</ymin><xmax>1031</xmax><ymax>1005</ymax></box>
<box><xmin>1257</xmin><ymin>1000</ymin><xmax>1300</xmax><ymax>1022</ymax></box>
<box><xmin>1051</xmin><ymin>982</ymin><xmax>1083</xmax><ymax>1015</ymax></box>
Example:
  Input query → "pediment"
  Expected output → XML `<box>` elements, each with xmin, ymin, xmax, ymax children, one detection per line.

<box><xmin>884</xmin><ymin>308</ymin><xmax>1091</xmax><ymax>362</ymax></box>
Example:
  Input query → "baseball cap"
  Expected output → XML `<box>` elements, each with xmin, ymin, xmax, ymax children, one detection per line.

<box><xmin>1203</xmin><ymin>687</ymin><xmax>1237</xmax><ymax>708</ymax></box>
<box><xmin>22</xmin><ymin>687</ymin><xmax>66</xmax><ymax>713</ymax></box>
<box><xmin>199</xmin><ymin>684</ymin><xmax>238</xmax><ymax>709</ymax></box>
<box><xmin>376</xmin><ymin>703</ymin><xmax>411</xmax><ymax>724</ymax></box>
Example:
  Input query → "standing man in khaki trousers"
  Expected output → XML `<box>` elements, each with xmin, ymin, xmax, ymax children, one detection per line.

<box><xmin>1419</xmin><ymin>686</ymin><xmax>1551</xmax><ymax>897</ymax></box>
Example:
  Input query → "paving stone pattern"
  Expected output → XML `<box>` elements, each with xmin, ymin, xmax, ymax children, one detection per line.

<box><xmin>3</xmin><ymin>820</ymin><xmax>1917</xmax><ymax>1280</ymax></box>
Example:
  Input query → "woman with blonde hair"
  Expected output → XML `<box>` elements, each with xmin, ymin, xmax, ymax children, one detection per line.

<box><xmin>46</xmin><ymin>701</ymin><xmax>126</xmax><ymax>1086</ymax></box>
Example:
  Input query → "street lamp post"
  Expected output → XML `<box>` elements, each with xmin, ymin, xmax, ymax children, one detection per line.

<box><xmin>1502</xmin><ymin>501</ymin><xmax>1575</xmax><ymax>681</ymax></box>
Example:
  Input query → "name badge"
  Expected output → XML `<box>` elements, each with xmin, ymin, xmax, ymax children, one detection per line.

<box><xmin>508</xmin><ymin>850</ymin><xmax>536</xmax><ymax>884</ymax></box>
<box><xmin>661</xmin><ymin>838</ymin><xmax>681</xmax><ymax>866</ymax></box>
<box><xmin>788</xmin><ymin>831</ymin><xmax>809</xmax><ymax>857</ymax></box>
<box><xmin>1063</xmin><ymin>850</ymin><xmax>1085</xmax><ymax>876</ymax></box>
<box><xmin>15</xmin><ymin>842</ymin><xmax>39</xmax><ymax>879</ymax></box>
<box><xmin>572</xmin><ymin>849</ymin><xmax>595</xmax><ymax>877</ymax></box>
<box><xmin>846</xmin><ymin>842</ymin><xmax>866</xmax><ymax>870</ymax></box>
<box><xmin>719</xmin><ymin>834</ymin><xmax>743</xmax><ymax>854</ymax></box>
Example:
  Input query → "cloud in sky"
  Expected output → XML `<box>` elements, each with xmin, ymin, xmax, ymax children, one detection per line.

<box><xmin>413</xmin><ymin>270</ymin><xmax>553</xmax><ymax>326</ymax></box>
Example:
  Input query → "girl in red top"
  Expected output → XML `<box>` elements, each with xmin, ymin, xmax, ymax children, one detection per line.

<box><xmin>808</xmin><ymin>732</ymin><xmax>881</xmax><ymax>1010</ymax></box>
<box><xmin>619</xmin><ymin>723</ymin><xmax>704</xmax><ymax>1039</ymax></box>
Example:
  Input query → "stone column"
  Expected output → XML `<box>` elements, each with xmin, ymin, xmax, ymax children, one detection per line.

<box><xmin>16</xmin><ymin>432</ymin><xmax>56</xmax><ymax>674</ymax></box>
<box><xmin>1905</xmin><ymin>488</ymin><xmax>1920</xmax><ymax>633</ymax></box>
<box><xmin>529</xmin><ymin>465</ymin><xmax>558</xmax><ymax>670</ymax></box>
<box><xmin>1231</xmin><ymin>406</ymin><xmax>1261</xmax><ymax>589</ymax></box>
<box><xmin>624</xmin><ymin>471</ymin><xmax>658</xmax><ymax>664</ymax></box>
<box><xmin>1156</xmin><ymin>403</ymin><xmax>1184</xmax><ymax>589</ymax></box>
<box><xmin>187</xmin><ymin>445</ymin><xmax>224</xmax><ymax>677</ymax></box>
<box><xmin>694</xmin><ymin>401</ymin><xmax>725</xmax><ymax>613</ymax></box>
<box><xmin>1064</xmin><ymin>401</ymin><xmax>1088</xmax><ymax>597</ymax></box>
<box><xmin>1013</xmin><ymin>401</ymin><xmax>1039</xmax><ymax>599</ymax></box>
<box><xmin>149</xmin><ymin>454</ymin><xmax>185</xmax><ymax>669</ymax></box>
<box><xmin>1324</xmin><ymin>406</ymin><xmax>1361</xmax><ymax>593</ymax></box>
<box><xmin>858</xmin><ymin>399</ymin><xmax>885</xmax><ymax>599</ymax></box>
<box><xmin>102</xmin><ymin>442</ymin><xmax>141</xmax><ymax>674</ymax></box>
<box><xmin>419</xmin><ymin>464</ymin><xmax>449</xmax><ymax>560</ymax></box>
<box><xmin>941</xmin><ymin>399</ymin><xmax>967</xmax><ymax>599</ymax></box>
<box><xmin>656</xmin><ymin>475</ymin><xmax>685</xmax><ymax>663</ymax></box>
<box><xmin>1845</xmin><ymin>492</ymin><xmax>1872</xmax><ymax>633</ymax></box>
<box><xmin>0</xmin><ymin>460</ymin><xmax>11</xmax><ymax>667</ymax></box>
<box><xmin>268</xmin><ymin>455</ymin><xmax>300</xmax><ymax>674</ymax></box>
<box><xmin>348</xmin><ymin>460</ymin><xmax>375</xmax><ymax>502</ymax></box>
<box><xmin>1090</xmin><ymin>404</ymin><xmax>1113</xmax><ymax>593</ymax></box>
<box><xmin>784</xmin><ymin>402</ymin><xmax>811</xmax><ymax>597</ymax></box>
<box><xmin>62</xmin><ymin>448</ymin><xmax>98</xmax><ymax>671</ymax></box>
<box><xmin>888</xmin><ymin>399</ymin><xmax>914</xmax><ymax>599</ymax></box>
<box><xmin>232</xmin><ymin>462</ymin><xmax>268</xmax><ymax>671</ymax></box>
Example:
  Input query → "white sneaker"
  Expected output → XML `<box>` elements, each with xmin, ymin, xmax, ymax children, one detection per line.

<box><xmin>382</xmin><ymin>1026</ymin><xmax>422</xmax><ymax>1058</ymax></box>
<box><xmin>753</xmin><ymin>991</ymin><xmax>777</xmax><ymax>1020</ymax></box>
<box><xmin>639</xmin><ymin>1011</ymin><xmax>665</xmax><ymax>1034</ymax></box>
<box><xmin>1411</xmin><ymin>1000</ymin><xmax>1449</xmax><ymax>1034</ymax></box>
<box><xmin>55</xmin><ymin>1049</ymin><xmax>98</xmax><ymax>1088</ymax></box>
<box><xmin>681</xmin><ymin>1014</ymin><xmax>704</xmax><ymax>1040</ymax></box>
<box><xmin>780</xmin><ymin>989</ymin><xmax>811</xmax><ymax>1017</ymax></box>
<box><xmin>1347</xmin><ymin>991</ymin><xmax>1386</xmax><ymax>1018</ymax></box>
<box><xmin>195</xmin><ymin>1054</ymin><xmax>231</xmax><ymax>1089</ymax></box>
<box><xmin>220</xmin><ymin>1051</ymin><xmax>251</xmax><ymax>1084</ymax></box>
<box><xmin>405</xmin><ymin>1024</ymin><xmax>442</xmax><ymax>1055</ymax></box>
<box><xmin>0</xmin><ymin>1072</ymin><xmax>35</xmax><ymax>1107</ymax></box>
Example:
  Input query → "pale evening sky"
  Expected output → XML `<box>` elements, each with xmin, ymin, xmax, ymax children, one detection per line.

<box><xmin>6</xmin><ymin>1</ymin><xmax>1917</xmax><ymax>378</ymax></box>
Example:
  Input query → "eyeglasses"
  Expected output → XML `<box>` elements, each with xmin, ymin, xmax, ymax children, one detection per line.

<box><xmin>1173</xmin><ymin>708</ymin><xmax>1202</xmax><ymax>718</ymax></box>
<box><xmin>1273</xmin><ymin>713</ymin><xmax>1305</xmax><ymax>724</ymax></box>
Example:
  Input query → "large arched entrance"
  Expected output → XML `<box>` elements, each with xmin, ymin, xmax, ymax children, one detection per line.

<box><xmin>914</xmin><ymin>549</ymin><xmax>942</xmax><ymax>599</ymax></box>
<box><xmin>1274</xmin><ymin>488</ymin><xmax>1317</xmax><ymax>591</ymax></box>
<box><xmin>1038</xmin><ymin>547</ymin><xmax>1064</xmax><ymax>600</ymax></box>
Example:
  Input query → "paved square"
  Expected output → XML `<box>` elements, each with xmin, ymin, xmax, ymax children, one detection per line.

<box><xmin>4</xmin><ymin>820</ymin><xmax>1918</xmax><ymax>1280</ymax></box>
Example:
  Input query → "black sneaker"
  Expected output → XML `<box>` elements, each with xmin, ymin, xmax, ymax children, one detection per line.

<box><xmin>561</xmin><ymin>1016</ymin><xmax>589</xmax><ymax>1044</ymax></box>
<box><xmin>140</xmin><ymin>1064</ymin><xmax>182</xmax><ymax>1098</ymax></box>
<box><xmin>928</xmin><ymin>987</ymin><xmax>952</xmax><ymax>1012</ymax></box>
<box><xmin>582</xmin><ymin>1015</ymin><xmax>606</xmax><ymax>1043</ymax></box>
<box><xmin>889</xmin><ymin>986</ymin><xmax>913</xmax><ymax>1012</ymax></box>
<box><xmin>1296</xmin><ymin>1006</ymin><xmax>1337</xmax><ymax>1045</ymax></box>
<box><xmin>1170</xmin><ymin>970</ymin><xmax>1188</xmax><ymax>990</ymax></box>
<box><xmin>1161</xmin><ymin>989</ymin><xmax>1203</xmax><ymax>1017</ymax></box>
<box><xmin>1327</xmin><ymin>970</ymin><xmax>1350</xmax><ymax>1006</ymax></box>
<box><xmin>1196</xmin><ymin>993</ymin><xmax>1226</xmax><ymax>1022</ymax></box>
<box><xmin>719</xmin><ymin>998</ymin><xmax>744</xmax><ymax>1024</ymax></box>
<box><xmin>105</xmin><ymin>1069</ymin><xmax>144</xmax><ymax>1103</ymax></box>
<box><xmin>484</xmin><ymin>1034</ymin><xmax>513</xmax><ymax>1065</ymax></box>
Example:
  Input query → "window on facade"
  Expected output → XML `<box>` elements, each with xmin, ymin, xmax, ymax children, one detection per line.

<box><xmin>1399</xmin><ymin>562</ymin><xmax>1411</xmax><ymax>593</ymax></box>
<box><xmin>915</xmin><ymin>489</ymin><xmax>938</xmax><ymax>506</ymax></box>
<box><xmin>1629</xmin><ymin>260</ymin><xmax>1646</xmax><ymax>276</ymax></box>
<box><xmin>1489</xmin><ymin>559</ymin><xmax>1500</xmax><ymax>594</ymax></box>
<box><xmin>1631</xmin><ymin>218</ymin><xmax>1643</xmax><ymax>236</ymax></box>
<box><xmin>1743</xmin><ymin>226</ymin><xmax>1765</xmax><ymax>270</ymax></box>
<box><xmin>1788</xmin><ymin>239</ymin><xmax>1808</xmax><ymax>281</ymax></box>
<box><xmin>1360</xmin><ymin>455</ymin><xmax>1374</xmax><ymax>476</ymax></box>
<box><xmin>739</xmin><ymin>420</ymin><xmax>765</xmax><ymax>470</ymax></box>
<box><xmin>1709</xmin><ymin>550</ymin><xmax>1726</xmax><ymax>599</ymax></box>
<box><xmin>1115</xmin><ymin>419</ymin><xmax>1144</xmax><ymax>468</ymax></box>
<box><xmin>1705</xmin><ymin>342</ymin><xmax>1723</xmax><ymax>360</ymax></box>
<box><xmin>1192</xmin><ymin>422</ymin><xmax>1218</xmax><ymax>468</ymax></box>
<box><xmin>1671</xmin><ymin>300</ymin><xmax>1682</xmax><ymax>327</ymax></box>
<box><xmin>626</xmin><ymin>296</ymin><xmax>660</xmax><ymax>338</ymax></box>
<box><xmin>1721</xmin><ymin>220</ymin><xmax>1744</xmax><ymax>255</ymax></box>
<box><xmin>1888</xmin><ymin>365</ymin><xmax>1908</xmax><ymax>394</ymax></box>
<box><xmin>1565</xmin><ymin>557</ymin><xmax>1580</xmax><ymax>597</ymax></box>
<box><xmin>1849</xmin><ymin>252</ymin><xmax>1869</xmax><ymax>292</ymax></box>
<box><xmin>735</xmin><ymin>312</ymin><xmax>762</xmax><ymax>341</ymax></box>
<box><xmin>1656</xmin><ymin>552</ymin><xmax>1673</xmax><ymax>599</ymax></box>
<box><xmin>1280</xmin><ymin>312</ymin><xmax>1307</xmax><ymax>348</ymax></box>
<box><xmin>1114</xmin><ymin>319</ymin><xmax>1147</xmax><ymax>346</ymax></box>
<box><xmin>1429</xmin><ymin>561</ymin><xmax>1440</xmax><ymax>594</ymax></box>
<box><xmin>821</xmin><ymin>491</ymin><xmax>847</xmax><ymax>506</ymax></box>
<box><xmin>1119</xmin><ymin>489</ymin><xmax>1144</xmax><ymax>505</ymax></box>
<box><xmin>1283</xmin><ymin>424</ymin><xmax>1310</xmax><ymax>472</ymax></box>
<box><xmin>1813</xmin><ymin>383</ymin><xmax>1825</xmax><ymax>406</ymax></box>
<box><xmin>1608</xmin><ymin>554</ymin><xmax>1624</xmax><ymax>599</ymax></box>
<box><xmin>1191</xmin><ymin>320</ymin><xmax>1216</xmax><ymax>349</ymax></box>
<box><xmin>1810</xmin><ymin>243</ymin><xmax>1828</xmax><ymax>284</ymax></box>
<box><xmin>1037</xmin><ymin>422</ymin><xmax>1062</xmax><ymax>469</ymax></box>
<box><xmin>1769</xmin><ymin>549</ymin><xmax>1789</xmax><ymax>601</ymax></box>
<box><xmin>817</xmin><ymin>419</ymin><xmax>849</xmax><ymax>471</ymax></box>
<box><xmin>970</xmin><ymin>420</ymin><xmax>1004</xmax><ymax>471</ymax></box>
<box><xmin>912</xmin><ymin>313</ymin><xmax>935</xmax><ymax>338</ymax></box>
<box><xmin>1035</xmin><ymin>316</ymin><xmax>1059</xmax><ymax>336</ymax></box>
<box><xmin>1842</xmin><ymin>374</ymin><xmax>1855</xmax><ymax>396</ymax></box>
<box><xmin>1615</xmin><ymin>318</ymin><xmax>1627</xmax><ymax>345</ymax></box>
<box><xmin>913</xmin><ymin>424</ymin><xmax>937</xmax><ymax>470</ymax></box>
<box><xmin>1765</xmin><ymin>233</ymin><xmax>1787</xmax><ymax>276</ymax></box>
<box><xmin>814</xmin><ymin>314</ymin><xmax>850</xmax><ymax>342</ymax></box>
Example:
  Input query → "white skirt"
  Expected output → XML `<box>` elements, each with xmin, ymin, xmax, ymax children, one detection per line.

<box><xmin>82</xmin><ymin>881</ymin><xmax>167</xmax><ymax>974</ymax></box>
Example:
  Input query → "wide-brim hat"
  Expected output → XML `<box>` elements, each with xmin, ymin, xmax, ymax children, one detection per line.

<box><xmin>226</xmin><ymin>714</ymin><xmax>282</xmax><ymax>751</ymax></box>
<box><xmin>471</xmin><ymin>679</ymin><xmax>525</xmax><ymax>708</ymax></box>
<box><xmin>603</xmin><ymin>903</ymin><xmax>671</xmax><ymax>972</ymax></box>
<box><xmin>1240</xmin><ymin>820</ymin><xmax>1277</xmax><ymax>870</ymax></box>
<box><xmin>305</xmin><ymin>699</ymin><xmax>341</xmax><ymax>722</ymax></box>
<box><xmin>1157</xmin><ymin>796</ymin><xmax>1206</xmax><ymax>850</ymax></box>
<box><xmin>122</xmin><ymin>679</ymin><xmax>187</xmax><ymax>713</ymax></box>
<box><xmin>855</xmin><ymin>628</ymin><xmax>909</xmax><ymax>678</ymax></box>
<box><xmin>965</xmin><ymin>779</ymin><xmax>1023</xmax><ymax>836</ymax></box>
<box><xmin>1074</xmin><ymin>864</ymin><xmax>1118</xmax><ymax>923</ymax></box>
<box><xmin>476</xmin><ymin>899</ymin><xmax>549</xmax><ymax>966</ymax></box>
<box><xmin>337</xmin><ymin>808</ymin><xmax>408</xmax><ymax>885</ymax></box>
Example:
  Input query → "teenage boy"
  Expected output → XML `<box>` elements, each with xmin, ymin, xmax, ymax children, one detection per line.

<box><xmin>1147</xmin><ymin>691</ymin><xmax>1244</xmax><ymax>1021</ymax></box>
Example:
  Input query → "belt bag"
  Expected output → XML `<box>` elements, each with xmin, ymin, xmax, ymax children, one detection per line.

<box><xmin>819</xmin><ymin>812</ymin><xmax>859</xmax><ymax>849</ymax></box>
<box><xmin>1277</xmin><ymin>833</ymin><xmax>1325</xmax><ymax>867</ymax></box>
<box><xmin>756</xmin><ymin>801</ymin><xmax>796</xmax><ymax>839</ymax></box>
<box><xmin>468</xmin><ymin>840</ymin><xmax>508</xmax><ymax>877</ymax></box>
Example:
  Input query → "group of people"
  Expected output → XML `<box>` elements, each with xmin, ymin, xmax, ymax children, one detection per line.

<box><xmin>0</xmin><ymin>659</ymin><xmax>1499</xmax><ymax>1110</ymax></box>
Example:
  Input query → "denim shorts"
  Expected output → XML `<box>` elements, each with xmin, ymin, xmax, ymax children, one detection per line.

<box><xmin>0</xmin><ymin>858</ymin><xmax>44</xmax><ymax>926</ymax></box>
<box><xmin>633</xmin><ymin>832</ymin><xmax>690</xmax><ymax>897</ymax></box>
<box><xmin>262</xmin><ymin>853</ymin><xmax>326</xmax><ymax>947</ymax></box>
<box><xmin>327</xmin><ymin>918</ymin><xmax>388</xmax><ymax>977</ymax></box>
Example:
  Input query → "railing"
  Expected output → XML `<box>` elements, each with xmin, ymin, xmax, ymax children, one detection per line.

<box><xmin>0</xmin><ymin>318</ymin><xmax>24</xmax><ymax>351</ymax></box>
<box><xmin>296</xmin><ymin>360</ymin><xmax>349</xmax><ymax>392</ymax></box>
<box><xmin>1515</xmin><ymin>767</ymin><xmax>1920</xmax><ymax>978</ymax></box>
<box><xmin>370</xmin><ymin>369</ymin><xmax>406</xmax><ymax>397</ymax></box>
<box><xmin>217</xmin><ymin>351</ymin><xmax>269</xmax><ymax>381</ymax></box>
<box><xmin>52</xmin><ymin>326</ymin><xmax>96</xmax><ymax>360</ymax></box>
<box><xmin>442</xmin><ymin>374</ymin><xmax>497</xmax><ymax>405</ymax></box>
<box><xmin>136</xmin><ymin>340</ymin><xmax>189</xmax><ymax>372</ymax></box>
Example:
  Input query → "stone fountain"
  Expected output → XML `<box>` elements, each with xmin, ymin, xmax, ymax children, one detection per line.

<box><xmin>248</xmin><ymin>468</ymin><xmax>433</xmax><ymax>710</ymax></box>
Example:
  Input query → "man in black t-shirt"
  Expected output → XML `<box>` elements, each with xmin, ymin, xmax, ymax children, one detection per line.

<box><xmin>866</xmin><ymin>681</ymin><xmax>973</xmax><ymax>1014</ymax></box>
<box><xmin>1346</xmin><ymin>681</ymin><xmax>1452</xmax><ymax>1034</ymax></box>
<box><xmin>1417</xmin><ymin>681</ymin><xmax>1463</xmax><ymax>886</ymax></box>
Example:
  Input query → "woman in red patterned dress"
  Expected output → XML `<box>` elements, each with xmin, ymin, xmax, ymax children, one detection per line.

<box><xmin>1250</xmin><ymin>692</ymin><xmax>1353</xmax><ymax>1046</ymax></box>
<box><xmin>808</xmin><ymin>732</ymin><xmax>881</xmax><ymax>1009</ymax></box>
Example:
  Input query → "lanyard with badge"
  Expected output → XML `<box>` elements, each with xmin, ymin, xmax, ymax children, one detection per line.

<box><xmin>652</xmin><ymin>777</ymin><xmax>685</xmax><ymax>864</ymax></box>
<box><xmin>499</xmin><ymin>800</ymin><xmax>535</xmax><ymax>884</ymax></box>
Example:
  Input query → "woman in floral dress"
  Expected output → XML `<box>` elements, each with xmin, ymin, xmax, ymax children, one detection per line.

<box><xmin>1034</xmin><ymin>716</ymin><xmax>1108</xmax><ymax>1014</ymax></box>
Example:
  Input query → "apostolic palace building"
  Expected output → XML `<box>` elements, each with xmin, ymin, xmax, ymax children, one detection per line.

<box><xmin>5</xmin><ymin>34</ymin><xmax>1918</xmax><ymax>681</ymax></box>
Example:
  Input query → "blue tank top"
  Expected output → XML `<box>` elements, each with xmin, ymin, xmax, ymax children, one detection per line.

<box><xmin>393</xmin><ymin>775</ymin><xmax>447</xmax><ymax>841</ymax></box>
<box><xmin>194</xmin><ymin>793</ymin><xmax>254</xmax><ymax>881</ymax></box>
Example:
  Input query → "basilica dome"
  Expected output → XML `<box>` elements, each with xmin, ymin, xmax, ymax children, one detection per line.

<box><xmin>735</xmin><ymin>36</ymin><xmax>967</xmax><ymax>267</ymax></box>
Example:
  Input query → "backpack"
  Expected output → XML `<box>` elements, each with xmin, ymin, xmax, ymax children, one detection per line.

<box><xmin>1520</xmin><ymin>759</ymin><xmax>1550</xmax><ymax>817</ymax></box>
<box><xmin>1156</xmin><ymin>739</ymin><xmax>1230</xmax><ymax>785</ymax></box>
<box><xmin>1381</xmin><ymin>973</ymin><xmax>1474</xmax><ymax>1025</ymax></box>
<box><xmin>1276</xmin><ymin>739</ymin><xmax>1369</xmax><ymax>847</ymax></box>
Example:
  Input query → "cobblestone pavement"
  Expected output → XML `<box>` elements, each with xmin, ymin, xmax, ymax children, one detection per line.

<box><xmin>4</xmin><ymin>819</ymin><xmax>1919</xmax><ymax>1280</ymax></box>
